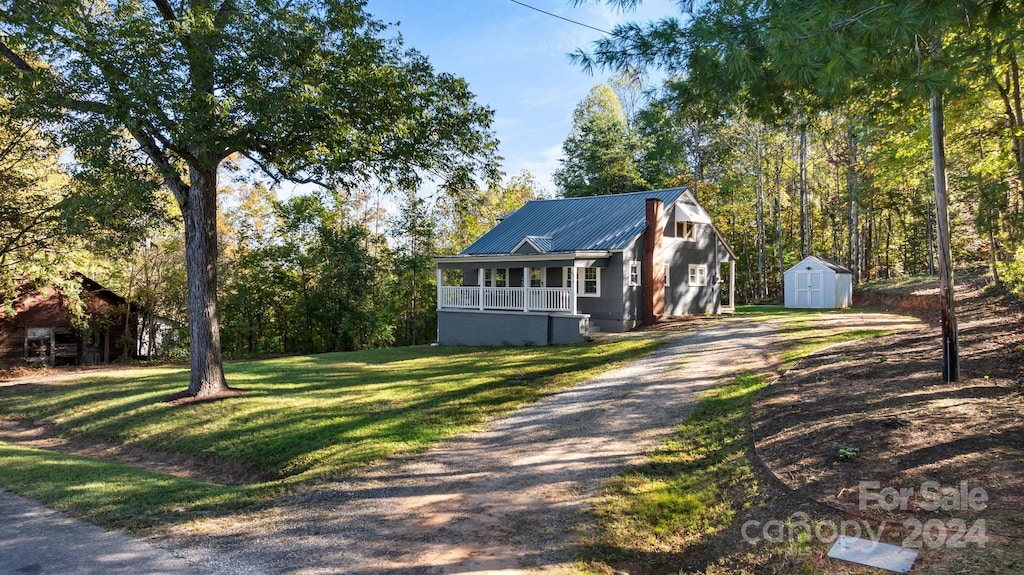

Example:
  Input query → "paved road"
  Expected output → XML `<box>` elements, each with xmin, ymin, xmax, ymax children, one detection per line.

<box><xmin>0</xmin><ymin>489</ymin><xmax>198</xmax><ymax>575</ymax></box>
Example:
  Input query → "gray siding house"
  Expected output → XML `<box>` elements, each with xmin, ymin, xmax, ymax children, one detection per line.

<box><xmin>434</xmin><ymin>188</ymin><xmax>736</xmax><ymax>346</ymax></box>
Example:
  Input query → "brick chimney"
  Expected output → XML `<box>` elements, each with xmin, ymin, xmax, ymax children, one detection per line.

<box><xmin>643</xmin><ymin>198</ymin><xmax>665</xmax><ymax>325</ymax></box>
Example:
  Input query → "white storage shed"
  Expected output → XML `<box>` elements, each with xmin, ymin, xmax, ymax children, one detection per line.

<box><xmin>784</xmin><ymin>256</ymin><xmax>853</xmax><ymax>309</ymax></box>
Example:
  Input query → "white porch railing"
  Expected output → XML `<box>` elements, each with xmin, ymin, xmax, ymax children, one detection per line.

<box><xmin>483</xmin><ymin>287</ymin><xmax>523</xmax><ymax>310</ymax></box>
<box><xmin>439</xmin><ymin>286</ymin><xmax>572</xmax><ymax>312</ymax></box>
<box><xmin>527</xmin><ymin>287</ymin><xmax>572</xmax><ymax>311</ymax></box>
<box><xmin>439</xmin><ymin>286</ymin><xmax>480</xmax><ymax>309</ymax></box>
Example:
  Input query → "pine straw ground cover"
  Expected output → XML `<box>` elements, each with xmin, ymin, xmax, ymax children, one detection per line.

<box><xmin>575</xmin><ymin>281</ymin><xmax>1024</xmax><ymax>574</ymax></box>
<box><xmin>0</xmin><ymin>338</ymin><xmax>662</xmax><ymax>532</ymax></box>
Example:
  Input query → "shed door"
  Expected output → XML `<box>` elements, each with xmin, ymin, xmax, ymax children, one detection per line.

<box><xmin>795</xmin><ymin>270</ymin><xmax>824</xmax><ymax>308</ymax></box>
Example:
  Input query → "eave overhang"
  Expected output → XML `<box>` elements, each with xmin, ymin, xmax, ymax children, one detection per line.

<box><xmin>433</xmin><ymin>250</ymin><xmax>612</xmax><ymax>265</ymax></box>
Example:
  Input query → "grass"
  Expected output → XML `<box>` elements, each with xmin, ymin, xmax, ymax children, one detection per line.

<box><xmin>0</xmin><ymin>338</ymin><xmax>662</xmax><ymax>530</ymax></box>
<box><xmin>577</xmin><ymin>372</ymin><xmax>769</xmax><ymax>573</ymax></box>
<box><xmin>576</xmin><ymin>311</ymin><xmax>901</xmax><ymax>574</ymax></box>
<box><xmin>857</xmin><ymin>274</ymin><xmax>938</xmax><ymax>290</ymax></box>
<box><xmin>735</xmin><ymin>304</ymin><xmax>825</xmax><ymax>317</ymax></box>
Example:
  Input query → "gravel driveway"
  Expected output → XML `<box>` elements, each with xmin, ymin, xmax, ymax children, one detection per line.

<box><xmin>167</xmin><ymin>316</ymin><xmax>780</xmax><ymax>574</ymax></box>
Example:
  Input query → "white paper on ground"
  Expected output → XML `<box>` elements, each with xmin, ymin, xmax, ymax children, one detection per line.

<box><xmin>826</xmin><ymin>535</ymin><xmax>918</xmax><ymax>573</ymax></box>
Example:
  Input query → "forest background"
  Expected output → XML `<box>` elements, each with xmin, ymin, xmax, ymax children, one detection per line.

<box><xmin>3</xmin><ymin>0</ymin><xmax>1023</xmax><ymax>360</ymax></box>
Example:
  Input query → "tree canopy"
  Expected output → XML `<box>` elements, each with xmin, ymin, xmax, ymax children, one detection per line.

<box><xmin>0</xmin><ymin>0</ymin><xmax>499</xmax><ymax>396</ymax></box>
<box><xmin>554</xmin><ymin>84</ymin><xmax>646</xmax><ymax>197</ymax></box>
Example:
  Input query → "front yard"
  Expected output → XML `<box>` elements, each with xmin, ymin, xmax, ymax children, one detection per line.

<box><xmin>578</xmin><ymin>279</ymin><xmax>1024</xmax><ymax>574</ymax></box>
<box><xmin>0</xmin><ymin>338</ymin><xmax>662</xmax><ymax>531</ymax></box>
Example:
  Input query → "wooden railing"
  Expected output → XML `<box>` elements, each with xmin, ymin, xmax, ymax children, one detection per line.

<box><xmin>482</xmin><ymin>287</ymin><xmax>523</xmax><ymax>310</ymax></box>
<box><xmin>439</xmin><ymin>286</ymin><xmax>572</xmax><ymax>312</ymax></box>
<box><xmin>527</xmin><ymin>287</ymin><xmax>572</xmax><ymax>311</ymax></box>
<box><xmin>439</xmin><ymin>286</ymin><xmax>480</xmax><ymax>309</ymax></box>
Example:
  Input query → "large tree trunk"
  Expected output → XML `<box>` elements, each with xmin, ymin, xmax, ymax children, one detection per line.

<box><xmin>799</xmin><ymin>126</ymin><xmax>811</xmax><ymax>258</ymax></box>
<box><xmin>183</xmin><ymin>166</ymin><xmax>229</xmax><ymax>396</ymax></box>
<box><xmin>774</xmin><ymin>153</ymin><xmax>784</xmax><ymax>294</ymax></box>
<box><xmin>1011</xmin><ymin>49</ymin><xmax>1024</xmax><ymax>206</ymax></box>
<box><xmin>930</xmin><ymin>88</ymin><xmax>960</xmax><ymax>383</ymax></box>
<box><xmin>755</xmin><ymin>128</ymin><xmax>767</xmax><ymax>300</ymax></box>
<box><xmin>846</xmin><ymin>133</ymin><xmax>859</xmax><ymax>284</ymax></box>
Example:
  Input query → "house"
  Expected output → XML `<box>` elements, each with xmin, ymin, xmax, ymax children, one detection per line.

<box><xmin>783</xmin><ymin>255</ymin><xmax>853</xmax><ymax>309</ymax></box>
<box><xmin>434</xmin><ymin>188</ymin><xmax>736</xmax><ymax>346</ymax></box>
<box><xmin>0</xmin><ymin>274</ymin><xmax>137</xmax><ymax>367</ymax></box>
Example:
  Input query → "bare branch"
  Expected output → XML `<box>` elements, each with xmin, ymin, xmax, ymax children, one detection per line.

<box><xmin>0</xmin><ymin>40</ymin><xmax>33</xmax><ymax>71</ymax></box>
<box><xmin>152</xmin><ymin>0</ymin><xmax>177</xmax><ymax>21</ymax></box>
<box><xmin>240</xmin><ymin>150</ymin><xmax>331</xmax><ymax>189</ymax></box>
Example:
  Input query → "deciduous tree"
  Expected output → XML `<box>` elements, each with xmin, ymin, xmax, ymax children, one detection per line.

<box><xmin>0</xmin><ymin>0</ymin><xmax>498</xmax><ymax>396</ymax></box>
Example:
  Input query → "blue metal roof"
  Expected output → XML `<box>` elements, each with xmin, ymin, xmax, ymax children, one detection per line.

<box><xmin>462</xmin><ymin>188</ymin><xmax>688</xmax><ymax>255</ymax></box>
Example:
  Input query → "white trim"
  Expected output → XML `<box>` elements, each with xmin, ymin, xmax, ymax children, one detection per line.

<box><xmin>688</xmin><ymin>264</ymin><xmax>708</xmax><ymax>287</ymax></box>
<box><xmin>581</xmin><ymin>267</ymin><xmax>601</xmax><ymax>297</ymax></box>
<box><xmin>664</xmin><ymin>262</ymin><xmax>671</xmax><ymax>286</ymax></box>
<box><xmin>676</xmin><ymin>220</ymin><xmax>697</xmax><ymax>241</ymax></box>
<box><xmin>628</xmin><ymin>260</ymin><xmax>641</xmax><ymax>287</ymax></box>
<box><xmin>571</xmin><ymin>267</ymin><xmax>578</xmax><ymax>314</ymax></box>
<box><xmin>511</xmin><ymin>235</ymin><xmax>552</xmax><ymax>254</ymax></box>
<box><xmin>434</xmin><ymin>251</ymin><xmax>611</xmax><ymax>264</ymax></box>
<box><xmin>563</xmin><ymin>266</ymin><xmax>601</xmax><ymax>298</ymax></box>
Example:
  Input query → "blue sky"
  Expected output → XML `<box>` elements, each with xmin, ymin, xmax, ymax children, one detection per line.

<box><xmin>365</xmin><ymin>0</ymin><xmax>680</xmax><ymax>195</ymax></box>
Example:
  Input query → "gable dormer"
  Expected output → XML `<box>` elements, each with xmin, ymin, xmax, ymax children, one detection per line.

<box><xmin>670</xmin><ymin>192</ymin><xmax>712</xmax><ymax>240</ymax></box>
<box><xmin>511</xmin><ymin>235</ymin><xmax>553</xmax><ymax>255</ymax></box>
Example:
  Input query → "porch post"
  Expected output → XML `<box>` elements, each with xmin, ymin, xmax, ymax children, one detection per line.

<box><xmin>571</xmin><ymin>265</ymin><xmax>578</xmax><ymax>315</ymax></box>
<box><xmin>523</xmin><ymin>266</ymin><xmax>529</xmax><ymax>312</ymax></box>
<box><xmin>478</xmin><ymin>268</ymin><xmax>484</xmax><ymax>311</ymax></box>
<box><xmin>436</xmin><ymin>267</ymin><xmax>443</xmax><ymax>311</ymax></box>
<box><xmin>729</xmin><ymin>260</ymin><xmax>736</xmax><ymax>310</ymax></box>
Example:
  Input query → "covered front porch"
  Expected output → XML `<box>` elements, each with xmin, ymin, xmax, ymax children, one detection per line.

<box><xmin>437</xmin><ymin>280</ymin><xmax>575</xmax><ymax>313</ymax></box>
<box><xmin>434</xmin><ymin>252</ymin><xmax>609</xmax><ymax>315</ymax></box>
<box><xmin>434</xmin><ymin>252</ymin><xmax>607</xmax><ymax>346</ymax></box>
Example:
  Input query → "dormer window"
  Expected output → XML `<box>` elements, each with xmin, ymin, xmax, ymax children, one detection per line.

<box><xmin>676</xmin><ymin>221</ymin><xmax>697</xmax><ymax>241</ymax></box>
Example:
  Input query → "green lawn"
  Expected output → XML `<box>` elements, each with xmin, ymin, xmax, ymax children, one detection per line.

<box><xmin>0</xmin><ymin>338</ymin><xmax>662</xmax><ymax>530</ymax></box>
<box><xmin>576</xmin><ymin>313</ymin><xmax>902</xmax><ymax>574</ymax></box>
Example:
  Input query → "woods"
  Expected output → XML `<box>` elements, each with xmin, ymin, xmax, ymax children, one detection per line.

<box><xmin>3</xmin><ymin>1</ymin><xmax>1024</xmax><ymax>380</ymax></box>
<box><xmin>569</xmin><ymin>1</ymin><xmax>1024</xmax><ymax>382</ymax></box>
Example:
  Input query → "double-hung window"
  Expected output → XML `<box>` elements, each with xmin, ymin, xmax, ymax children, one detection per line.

<box><xmin>582</xmin><ymin>267</ymin><xmax>600</xmax><ymax>296</ymax></box>
<box><xmin>688</xmin><ymin>264</ymin><xmax>708</xmax><ymax>287</ymax></box>
<box><xmin>628</xmin><ymin>261</ymin><xmax>641</xmax><ymax>287</ymax></box>
<box><xmin>484</xmin><ymin>268</ymin><xmax>508</xmax><ymax>287</ymax></box>
<box><xmin>563</xmin><ymin>267</ymin><xmax>601</xmax><ymax>297</ymax></box>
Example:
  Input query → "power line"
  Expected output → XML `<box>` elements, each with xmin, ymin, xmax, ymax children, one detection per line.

<box><xmin>507</xmin><ymin>0</ymin><xmax>613</xmax><ymax>35</ymax></box>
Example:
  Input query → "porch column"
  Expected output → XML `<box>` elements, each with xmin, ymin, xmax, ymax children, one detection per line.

<box><xmin>729</xmin><ymin>260</ymin><xmax>736</xmax><ymax>310</ymax></box>
<box><xmin>523</xmin><ymin>266</ymin><xmax>529</xmax><ymax>312</ymax></box>
<box><xmin>478</xmin><ymin>268</ymin><xmax>484</xmax><ymax>311</ymax></box>
<box><xmin>571</xmin><ymin>266</ymin><xmax>578</xmax><ymax>315</ymax></box>
<box><xmin>436</xmin><ymin>267</ymin><xmax>443</xmax><ymax>311</ymax></box>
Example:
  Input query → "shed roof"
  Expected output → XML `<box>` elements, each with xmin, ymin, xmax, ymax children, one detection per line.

<box><xmin>786</xmin><ymin>255</ymin><xmax>853</xmax><ymax>275</ymax></box>
<box><xmin>462</xmin><ymin>188</ymin><xmax>688</xmax><ymax>255</ymax></box>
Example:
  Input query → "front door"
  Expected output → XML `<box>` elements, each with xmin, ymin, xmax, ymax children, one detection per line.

<box><xmin>795</xmin><ymin>270</ymin><xmax>824</xmax><ymax>308</ymax></box>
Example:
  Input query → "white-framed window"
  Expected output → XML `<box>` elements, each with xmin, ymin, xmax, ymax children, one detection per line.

<box><xmin>529</xmin><ymin>268</ymin><xmax>546</xmax><ymax>288</ymax></box>
<box><xmin>664</xmin><ymin>263</ymin><xmax>671</xmax><ymax>286</ymax></box>
<box><xmin>582</xmin><ymin>267</ymin><xmax>600</xmax><ymax>296</ymax></box>
<box><xmin>676</xmin><ymin>221</ymin><xmax>697</xmax><ymax>241</ymax></box>
<box><xmin>628</xmin><ymin>260</ymin><xmax>641</xmax><ymax>287</ymax></box>
<box><xmin>484</xmin><ymin>268</ymin><xmax>508</xmax><ymax>287</ymax></box>
<box><xmin>563</xmin><ymin>266</ymin><xmax>601</xmax><ymax>297</ymax></box>
<box><xmin>688</xmin><ymin>264</ymin><xmax>708</xmax><ymax>287</ymax></box>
